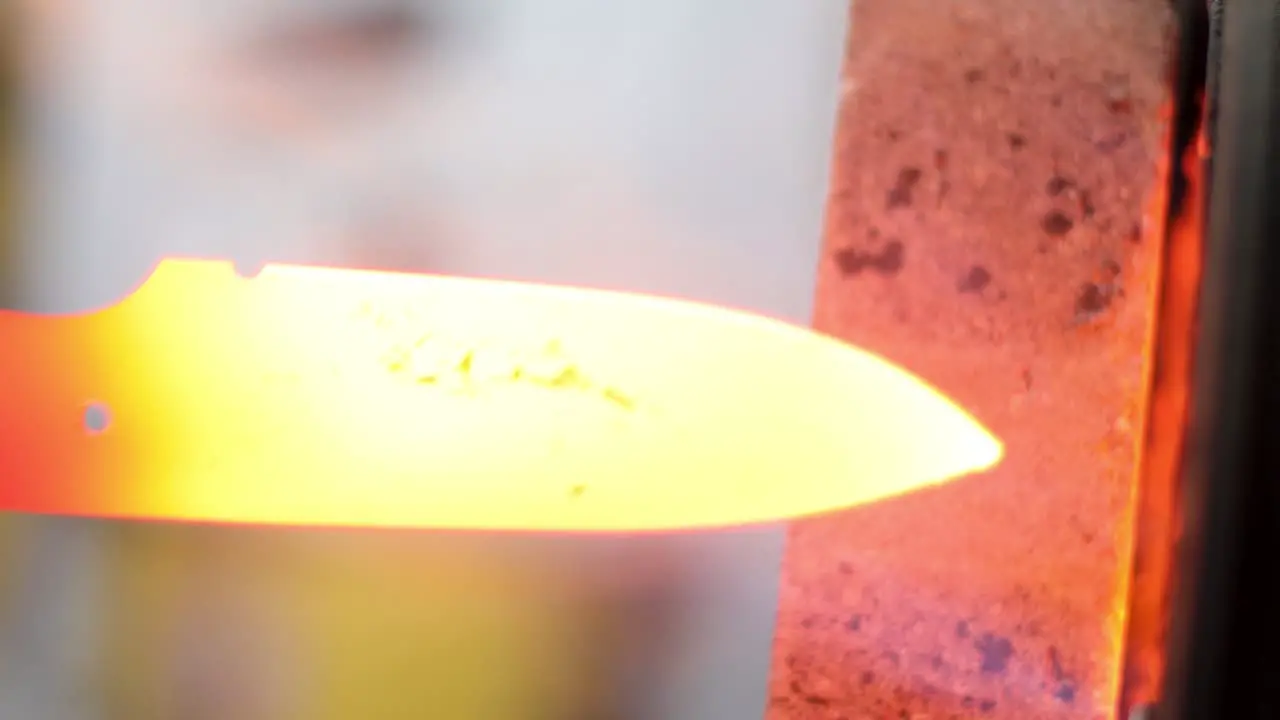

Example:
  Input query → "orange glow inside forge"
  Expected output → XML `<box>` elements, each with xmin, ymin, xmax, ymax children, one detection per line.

<box><xmin>0</xmin><ymin>259</ymin><xmax>1001</xmax><ymax>533</ymax></box>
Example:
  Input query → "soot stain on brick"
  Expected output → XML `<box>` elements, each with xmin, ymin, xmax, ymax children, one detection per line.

<box><xmin>965</xmin><ymin>67</ymin><xmax>986</xmax><ymax>84</ymax></box>
<box><xmin>1007</xmin><ymin>132</ymin><xmax>1028</xmax><ymax>150</ymax></box>
<box><xmin>834</xmin><ymin>240</ymin><xmax>905</xmax><ymax>277</ymax></box>
<box><xmin>935</xmin><ymin>149</ymin><xmax>951</xmax><ymax>205</ymax></box>
<box><xmin>1101</xmin><ymin>258</ymin><xmax>1122</xmax><ymax>280</ymax></box>
<box><xmin>958</xmin><ymin>265</ymin><xmax>992</xmax><ymax>293</ymax></box>
<box><xmin>1075</xmin><ymin>282</ymin><xmax>1112</xmax><ymax>315</ymax></box>
<box><xmin>886</xmin><ymin>166</ymin><xmax>924</xmax><ymax>209</ymax></box>
<box><xmin>974</xmin><ymin>632</ymin><xmax>1015</xmax><ymax>674</ymax></box>
<box><xmin>886</xmin><ymin>186</ymin><xmax>911</xmax><ymax>209</ymax></box>
<box><xmin>1046</xmin><ymin>646</ymin><xmax>1079</xmax><ymax>705</ymax></box>
<box><xmin>846</xmin><ymin>614</ymin><xmax>865</xmax><ymax>632</ymax></box>
<box><xmin>1079</xmin><ymin>188</ymin><xmax>1096</xmax><ymax>219</ymax></box>
<box><xmin>1046</xmin><ymin>175</ymin><xmax>1075</xmax><ymax>196</ymax></box>
<box><xmin>1041</xmin><ymin>210</ymin><xmax>1075</xmax><ymax>236</ymax></box>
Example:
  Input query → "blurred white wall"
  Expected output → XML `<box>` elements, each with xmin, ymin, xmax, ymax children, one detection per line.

<box><xmin>1</xmin><ymin>1</ymin><xmax>846</xmax><ymax>717</ymax></box>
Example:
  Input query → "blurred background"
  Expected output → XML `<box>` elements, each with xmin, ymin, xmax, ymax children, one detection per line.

<box><xmin>1</xmin><ymin>0</ymin><xmax>1178</xmax><ymax>717</ymax></box>
<box><xmin>0</xmin><ymin>1</ymin><xmax>845</xmax><ymax>718</ymax></box>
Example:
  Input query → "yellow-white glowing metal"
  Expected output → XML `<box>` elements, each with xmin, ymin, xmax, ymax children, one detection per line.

<box><xmin>0</xmin><ymin>259</ymin><xmax>1002</xmax><ymax>532</ymax></box>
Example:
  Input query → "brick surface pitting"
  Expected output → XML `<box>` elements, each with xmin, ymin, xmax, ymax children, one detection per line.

<box><xmin>770</xmin><ymin>0</ymin><xmax>1171</xmax><ymax>717</ymax></box>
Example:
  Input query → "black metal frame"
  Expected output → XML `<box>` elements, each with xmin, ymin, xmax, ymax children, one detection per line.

<box><xmin>1157</xmin><ymin>0</ymin><xmax>1280</xmax><ymax>719</ymax></box>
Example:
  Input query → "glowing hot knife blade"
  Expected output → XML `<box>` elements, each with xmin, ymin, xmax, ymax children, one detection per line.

<box><xmin>0</xmin><ymin>260</ymin><xmax>1002</xmax><ymax>532</ymax></box>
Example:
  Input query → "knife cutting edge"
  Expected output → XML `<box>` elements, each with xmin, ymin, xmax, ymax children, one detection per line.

<box><xmin>0</xmin><ymin>259</ymin><xmax>1003</xmax><ymax>533</ymax></box>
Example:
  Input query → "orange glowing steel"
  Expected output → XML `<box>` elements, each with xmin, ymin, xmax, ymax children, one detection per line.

<box><xmin>1116</xmin><ymin>103</ymin><xmax>1206</xmax><ymax>711</ymax></box>
<box><xmin>0</xmin><ymin>260</ymin><xmax>1002</xmax><ymax>532</ymax></box>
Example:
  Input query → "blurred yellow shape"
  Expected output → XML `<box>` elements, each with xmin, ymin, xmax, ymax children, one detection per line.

<box><xmin>0</xmin><ymin>259</ymin><xmax>1002</xmax><ymax>531</ymax></box>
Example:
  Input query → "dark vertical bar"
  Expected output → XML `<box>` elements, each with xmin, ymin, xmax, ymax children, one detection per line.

<box><xmin>1158</xmin><ymin>0</ymin><xmax>1280</xmax><ymax>718</ymax></box>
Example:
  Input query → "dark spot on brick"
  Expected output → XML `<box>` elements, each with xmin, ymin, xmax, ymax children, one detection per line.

<box><xmin>837</xmin><ymin>561</ymin><xmax>853</xmax><ymax>574</ymax></box>
<box><xmin>1075</xmin><ymin>282</ymin><xmax>1111</xmax><ymax>315</ymax></box>
<box><xmin>962</xmin><ymin>696</ymin><xmax>975</xmax><ymax>709</ymax></box>
<box><xmin>974</xmin><ymin>633</ymin><xmax>1015</xmax><ymax>674</ymax></box>
<box><xmin>800</xmin><ymin>616</ymin><xmax>817</xmax><ymax>629</ymax></box>
<box><xmin>1007</xmin><ymin>133</ymin><xmax>1027</xmax><ymax>150</ymax></box>
<box><xmin>878</xmin><ymin>241</ymin><xmax>904</xmax><ymax>273</ymax></box>
<box><xmin>1107</xmin><ymin>94</ymin><xmax>1133</xmax><ymax>115</ymax></box>
<box><xmin>1051</xmin><ymin>94</ymin><xmax>1062</xmax><ymax>107</ymax></box>
<box><xmin>846</xmin><ymin>614</ymin><xmax>865</xmax><ymax>632</ymax></box>
<box><xmin>1096</xmin><ymin>131</ymin><xmax>1129</xmax><ymax>153</ymax></box>
<box><xmin>1046</xmin><ymin>645</ymin><xmax>1066</xmax><ymax>680</ymax></box>
<box><xmin>1055</xmin><ymin>683</ymin><xmax>1078</xmax><ymax>704</ymax></box>
<box><xmin>1021</xmin><ymin>368</ymin><xmax>1034</xmax><ymax>390</ymax></box>
<box><xmin>886</xmin><ymin>186</ymin><xmax>912</xmax><ymax>209</ymax></box>
<box><xmin>979</xmin><ymin>698</ymin><xmax>998</xmax><ymax>713</ymax></box>
<box><xmin>958</xmin><ymin>265</ymin><xmax>992</xmax><ymax>293</ymax></box>
<box><xmin>887</xmin><ymin>128</ymin><xmax>903</xmax><ymax>142</ymax></box>
<box><xmin>1129</xmin><ymin>222</ymin><xmax>1143</xmax><ymax>243</ymax></box>
<box><xmin>1041</xmin><ymin>210</ymin><xmax>1075</xmax><ymax>236</ymax></box>
<box><xmin>931</xmin><ymin>655</ymin><xmax>945</xmax><ymax>670</ymax></box>
<box><xmin>868</xmin><ymin>226</ymin><xmax>881</xmax><ymax>239</ymax></box>
<box><xmin>955</xmin><ymin>620</ymin><xmax>970</xmax><ymax>639</ymax></box>
<box><xmin>1079</xmin><ymin>189</ymin><xmax>1096</xmax><ymax>219</ymax></box>
<box><xmin>965</xmin><ymin>67</ymin><xmax>985</xmax><ymax>84</ymax></box>
<box><xmin>833</xmin><ymin>248</ymin><xmax>868</xmax><ymax>275</ymax></box>
<box><xmin>1046</xmin><ymin>175</ymin><xmax>1074</xmax><ymax>196</ymax></box>
<box><xmin>833</xmin><ymin>240</ymin><xmax>905</xmax><ymax>277</ymax></box>
<box><xmin>898</xmin><ymin>167</ymin><xmax>923</xmax><ymax>187</ymax></box>
<box><xmin>1102</xmin><ymin>258</ymin><xmax>1122</xmax><ymax>279</ymax></box>
<box><xmin>804</xmin><ymin>695</ymin><xmax>830</xmax><ymax>706</ymax></box>
<box><xmin>886</xmin><ymin>167</ymin><xmax>924</xmax><ymax>208</ymax></box>
<box><xmin>789</xmin><ymin>680</ymin><xmax>804</xmax><ymax>695</ymax></box>
<box><xmin>860</xmin><ymin>670</ymin><xmax>876</xmax><ymax>685</ymax></box>
<box><xmin>934</xmin><ymin>149</ymin><xmax>949</xmax><ymax>171</ymax></box>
